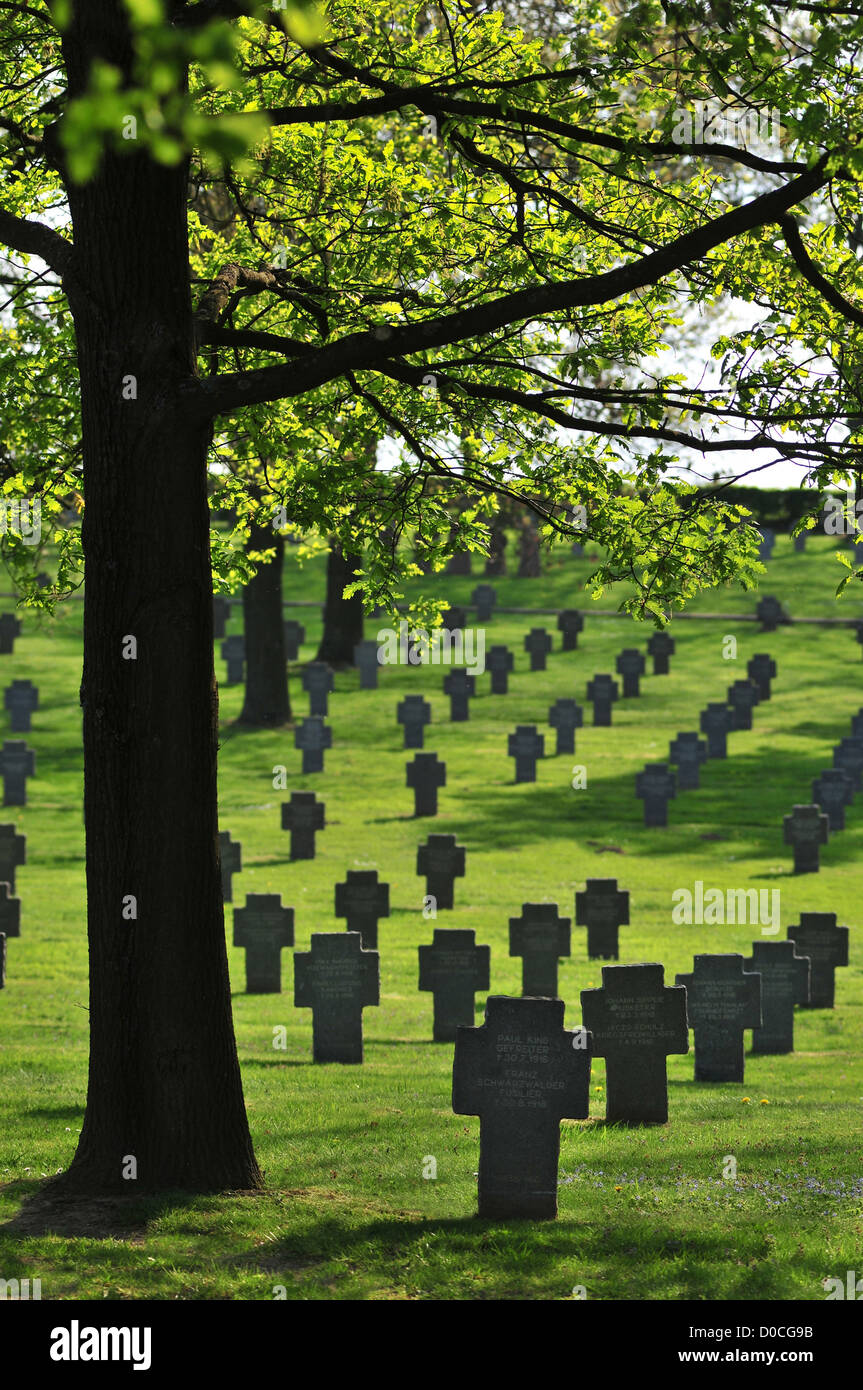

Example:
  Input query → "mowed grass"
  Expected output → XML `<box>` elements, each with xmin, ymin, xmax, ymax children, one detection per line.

<box><xmin>0</xmin><ymin>533</ymin><xmax>861</xmax><ymax>1300</ymax></box>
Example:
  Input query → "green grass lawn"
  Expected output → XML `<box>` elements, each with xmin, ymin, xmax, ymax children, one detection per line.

<box><xmin>0</xmin><ymin>533</ymin><xmax>861</xmax><ymax>1300</ymax></box>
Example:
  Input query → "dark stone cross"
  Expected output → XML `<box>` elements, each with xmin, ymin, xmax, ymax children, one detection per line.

<box><xmin>295</xmin><ymin>717</ymin><xmax>332</xmax><ymax>774</ymax></box>
<box><xmin>354</xmin><ymin>640</ymin><xmax>380</xmax><ymax>690</ymax></box>
<box><xmin>212</xmin><ymin>596</ymin><xmax>229</xmax><ymax>640</ymax></box>
<box><xmin>647</xmin><ymin>630</ymin><xmax>675</xmax><ymax>674</ymax></box>
<box><xmin>4</xmin><ymin>680</ymin><xmax>38</xmax><ymax>733</ymax></box>
<box><xmin>675</xmin><ymin>954</ymin><xmax>762</xmax><ymax>1083</ymax></box>
<box><xmin>407</xmin><ymin>751</ymin><xmax>446</xmax><ymax>816</ymax></box>
<box><xmin>855</xmin><ymin>623</ymin><xmax>863</xmax><ymax>661</ymax></box>
<box><xmin>757</xmin><ymin>526</ymin><xmax>775</xmax><ymax>561</ymax></box>
<box><xmin>446</xmin><ymin>551</ymin><xmax>472</xmax><ymax>576</ymax></box>
<box><xmin>635</xmin><ymin>762</ymin><xmax>676</xmax><ymax>827</ymax></box>
<box><xmin>509</xmin><ymin>902</ymin><xmax>571</xmax><ymax>997</ymax></box>
<box><xmin>508</xmin><ymin>724</ymin><xmax>544</xmax><ymax>783</ymax></box>
<box><xmin>0</xmin><ymin>741</ymin><xmax>34</xmax><ymax>806</ymax></box>
<box><xmin>668</xmin><ymin>732</ymin><xmax>708</xmax><ymax>790</ymax></box>
<box><xmin>335</xmin><ymin>869</ymin><xmax>390</xmax><ymax>950</ymax></box>
<box><xmin>0</xmin><ymin>881</ymin><xmax>21</xmax><ymax>939</ymax></box>
<box><xmin>471</xmin><ymin>584</ymin><xmax>497</xmax><ymax>622</ymax></box>
<box><xmin>220</xmin><ymin>634</ymin><xmax>245</xmax><ymax>684</ymax></box>
<box><xmin>832</xmin><ymin>736</ymin><xmax>863</xmax><ymax>790</ymax></box>
<box><xmin>218</xmin><ymin>830</ymin><xmax>242</xmax><ymax>902</ymax></box>
<box><xmin>0</xmin><ymin>824</ymin><xmax>25</xmax><ymax>892</ymax></box>
<box><xmin>727</xmin><ymin>680</ymin><xmax>759</xmax><ymax>730</ymax></box>
<box><xmin>418</xmin><ymin>927</ymin><xmax>490</xmax><ymax>1041</ymax></box>
<box><xmin>812</xmin><ymin>769</ymin><xmax>853</xmax><ymax>831</ymax></box>
<box><xmin>233</xmin><ymin>894</ymin><xmax>295</xmax><ymax>993</ymax></box>
<box><xmin>486</xmin><ymin>645</ymin><xmax>514</xmax><ymax>694</ymax></box>
<box><xmin>0</xmin><ymin>614</ymin><xmax>21</xmax><ymax>655</ymax></box>
<box><xmin>744</xmin><ymin>941</ymin><xmax>810</xmax><ymax>1053</ymax></box>
<box><xmin>293</xmin><ymin>932</ymin><xmax>380</xmax><ymax>1063</ymax></box>
<box><xmin>747</xmin><ymin>653</ymin><xmax>777</xmax><ymax>700</ymax></box>
<box><xmin>851</xmin><ymin>707</ymin><xmax>863</xmax><ymax>739</ymax></box>
<box><xmin>557</xmin><ymin>609</ymin><xmax>584</xmax><ymax>651</ymax></box>
<box><xmin>586</xmin><ymin>673</ymin><xmax>619</xmax><ymax>726</ymax></box>
<box><xmin>580</xmin><ymin>963</ymin><xmax>688</xmax><ymax>1124</ymax></box>
<box><xmin>0</xmin><ymin>932</ymin><xmax>5</xmax><ymax>989</ymax></box>
<box><xmin>756</xmin><ymin>594</ymin><xmax>787</xmax><ymax>631</ymax></box>
<box><xmin>302</xmin><ymin>662</ymin><xmax>335</xmax><ymax>716</ymax></box>
<box><xmin>793</xmin><ymin>532</ymin><xmax>807</xmax><ymax>553</ymax></box>
<box><xmin>575</xmin><ymin>878</ymin><xmax>629</xmax><ymax>959</ymax></box>
<box><xmin>571</xmin><ymin>540</ymin><xmax>584</xmax><ymax>558</ymax></box>
<box><xmin>615</xmin><ymin>648</ymin><xmax>646</xmax><ymax>697</ymax></box>
<box><xmin>280</xmin><ymin>791</ymin><xmax>325</xmax><ymax>859</ymax></box>
<box><xmin>417</xmin><ymin>832</ymin><xmax>465</xmax><ymax>910</ymax></box>
<box><xmin>524</xmin><ymin>628</ymin><xmax>553</xmax><ymax>671</ymax></box>
<box><xmin>699</xmin><ymin>702</ymin><xmax>734</xmax><ymax>759</ymax></box>
<box><xmin>787</xmin><ymin>912</ymin><xmax>850</xmax><ymax>1007</ymax></box>
<box><xmin>284</xmin><ymin>619</ymin><xmax>306</xmax><ymax>661</ymax></box>
<box><xmin>443</xmin><ymin>667</ymin><xmax>475</xmax><ymax>721</ymax></box>
<box><xmin>452</xmin><ymin>995</ymin><xmax>592</xmax><ymax>1219</ymax></box>
<box><xmin>783</xmin><ymin>803</ymin><xmax>829</xmax><ymax>873</ymax></box>
<box><xmin>548</xmin><ymin>698</ymin><xmax>583</xmax><ymax>755</ymax></box>
<box><xmin>397</xmin><ymin>694</ymin><xmax>432</xmax><ymax>749</ymax></box>
<box><xmin>442</xmin><ymin>605</ymin><xmax>467</xmax><ymax>631</ymax></box>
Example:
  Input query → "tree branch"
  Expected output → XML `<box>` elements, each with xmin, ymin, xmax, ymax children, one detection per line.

<box><xmin>0</xmin><ymin>205</ymin><xmax>75</xmax><ymax>278</ymax></box>
<box><xmin>779</xmin><ymin>213</ymin><xmax>863</xmax><ymax>329</ymax></box>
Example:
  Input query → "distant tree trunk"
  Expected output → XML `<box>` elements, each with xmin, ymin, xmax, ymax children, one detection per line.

<box><xmin>239</xmin><ymin>512</ymin><xmax>291</xmax><ymax>726</ymax></box>
<box><xmin>317</xmin><ymin>541</ymin><xmax>364</xmax><ymax>667</ymax></box>
<box><xmin>485</xmin><ymin>522</ymin><xmax>507</xmax><ymax>576</ymax></box>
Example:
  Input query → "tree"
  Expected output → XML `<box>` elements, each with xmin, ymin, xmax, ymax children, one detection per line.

<box><xmin>2</xmin><ymin>0</ymin><xmax>862</xmax><ymax>1194</ymax></box>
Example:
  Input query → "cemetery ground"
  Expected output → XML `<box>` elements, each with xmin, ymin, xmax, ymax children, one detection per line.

<box><xmin>0</xmin><ymin>535</ymin><xmax>861</xmax><ymax>1301</ymax></box>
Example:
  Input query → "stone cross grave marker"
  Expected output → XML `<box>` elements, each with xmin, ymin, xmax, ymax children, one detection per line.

<box><xmin>575</xmin><ymin>878</ymin><xmax>629</xmax><ymax>960</ymax></box>
<box><xmin>812</xmin><ymin>769</ymin><xmax>853</xmax><ymax>831</ymax></box>
<box><xmin>675</xmin><ymin>954</ymin><xmax>762</xmax><ymax>1083</ymax></box>
<box><xmin>446</xmin><ymin>551</ymin><xmax>472</xmax><ymax>576</ymax></box>
<box><xmin>787</xmin><ymin>912</ymin><xmax>850</xmax><ymax>1007</ymax></box>
<box><xmin>727</xmin><ymin>679</ymin><xmax>759</xmax><ymax>730</ymax></box>
<box><xmin>419</xmin><ymin>927</ymin><xmax>490</xmax><ymax>1041</ymax></box>
<box><xmin>302</xmin><ymin>662</ymin><xmax>334</xmax><ymax>716</ymax></box>
<box><xmin>218</xmin><ymin>830</ymin><xmax>241</xmax><ymax>902</ymax></box>
<box><xmin>548</xmin><ymin>698</ymin><xmax>583</xmax><ymax>755</ymax></box>
<box><xmin>295</xmin><ymin>717</ymin><xmax>332</xmax><ymax>774</ymax></box>
<box><xmin>793</xmin><ymin>532</ymin><xmax>807</xmax><ymax>553</ymax></box>
<box><xmin>417</xmin><ymin>832</ymin><xmax>465</xmax><ymax>910</ymax></box>
<box><xmin>524</xmin><ymin>628</ymin><xmax>553</xmax><ymax>672</ymax></box>
<box><xmin>699</xmin><ymin>702</ymin><xmax>733</xmax><ymax>759</ymax></box>
<box><xmin>0</xmin><ymin>932</ymin><xmax>5</xmax><ymax>989</ymax></box>
<box><xmin>647</xmin><ymin>630</ymin><xmax>675</xmax><ymax>674</ymax></box>
<box><xmin>452</xmin><ymin>995</ymin><xmax>592</xmax><ymax>1219</ymax></box>
<box><xmin>397</xmin><ymin>694</ymin><xmax>432</xmax><ymax>749</ymax></box>
<box><xmin>294</xmin><ymin>932</ymin><xmax>380</xmax><ymax>1063</ymax></box>
<box><xmin>832</xmin><ymin>736</ymin><xmax>863</xmax><ymax>790</ymax></box>
<box><xmin>486</xmin><ymin>645</ymin><xmax>514</xmax><ymax>694</ymax></box>
<box><xmin>233</xmin><ymin>894</ymin><xmax>295</xmax><ymax>993</ymax></box>
<box><xmin>0</xmin><ymin>742</ymin><xmax>34</xmax><ymax>806</ymax></box>
<box><xmin>0</xmin><ymin>614</ymin><xmax>21</xmax><ymax>655</ymax></box>
<box><xmin>580</xmin><ymin>963</ymin><xmax>688</xmax><ymax>1124</ymax></box>
<box><xmin>0</xmin><ymin>881</ymin><xmax>21</xmax><ymax>939</ymax></box>
<box><xmin>407</xmin><ymin>751</ymin><xmax>446</xmax><ymax>816</ymax></box>
<box><xmin>757</xmin><ymin>526</ymin><xmax>775</xmax><ymax>561</ymax></box>
<box><xmin>571</xmin><ymin>541</ymin><xmax>584</xmax><ymax>558</ymax></box>
<box><xmin>335</xmin><ymin>869</ymin><xmax>390</xmax><ymax>950</ymax></box>
<box><xmin>851</xmin><ymin>707</ymin><xmax>863</xmax><ymax>739</ymax></box>
<box><xmin>557</xmin><ymin>609</ymin><xmax>584</xmax><ymax>651</ymax></box>
<box><xmin>668</xmin><ymin>732</ymin><xmax>708</xmax><ymax>790</ymax></box>
<box><xmin>635</xmin><ymin>762</ymin><xmax>676</xmax><ymax>827</ymax></box>
<box><xmin>508</xmin><ymin>725</ymin><xmax>544</xmax><ymax>784</ymax></box>
<box><xmin>284</xmin><ymin>619</ymin><xmax>306</xmax><ymax>661</ymax></box>
<box><xmin>509</xmin><ymin>902</ymin><xmax>571</xmax><ymax>997</ymax></box>
<box><xmin>471</xmin><ymin>584</ymin><xmax>497</xmax><ymax>622</ymax></box>
<box><xmin>443</xmin><ymin>667</ymin><xmax>475</xmax><ymax>721</ymax></box>
<box><xmin>743</xmin><ymin>940</ymin><xmax>810</xmax><ymax>1053</ymax></box>
<box><xmin>4</xmin><ymin>681</ymin><xmax>38</xmax><ymax>733</ymax></box>
<box><xmin>747</xmin><ymin>653</ymin><xmax>777</xmax><ymax>700</ymax></box>
<box><xmin>615</xmin><ymin>648</ymin><xmax>646</xmax><ymax>697</ymax></box>
<box><xmin>281</xmin><ymin>791</ymin><xmax>325</xmax><ymax>859</ymax></box>
<box><xmin>220</xmin><ymin>634</ymin><xmax>244</xmax><ymax>684</ymax></box>
<box><xmin>354</xmin><ymin>640</ymin><xmax>380</xmax><ymax>690</ymax></box>
<box><xmin>586</xmin><ymin>673</ymin><xmax>619</xmax><ymax>726</ymax></box>
<box><xmin>212</xmin><ymin>596</ymin><xmax>229</xmax><ymax>640</ymax></box>
<box><xmin>756</xmin><ymin>595</ymin><xmax>787</xmax><ymax>631</ymax></box>
<box><xmin>0</xmin><ymin>824</ymin><xmax>25</xmax><ymax>892</ymax></box>
<box><xmin>442</xmin><ymin>605</ymin><xmax>467</xmax><ymax>631</ymax></box>
<box><xmin>855</xmin><ymin>623</ymin><xmax>863</xmax><ymax>661</ymax></box>
<box><xmin>783</xmin><ymin>804</ymin><xmax>829</xmax><ymax>873</ymax></box>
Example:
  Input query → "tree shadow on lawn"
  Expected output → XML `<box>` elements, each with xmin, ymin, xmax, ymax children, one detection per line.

<box><xmin>0</xmin><ymin>1182</ymin><xmax>207</xmax><ymax>1242</ymax></box>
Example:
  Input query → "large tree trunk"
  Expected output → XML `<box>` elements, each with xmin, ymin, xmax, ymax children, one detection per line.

<box><xmin>54</xmin><ymin>4</ymin><xmax>261</xmax><ymax>1194</ymax></box>
<box><xmin>317</xmin><ymin>541</ymin><xmax>364</xmax><ymax>667</ymax></box>
<box><xmin>240</xmin><ymin>514</ymin><xmax>290</xmax><ymax>726</ymax></box>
